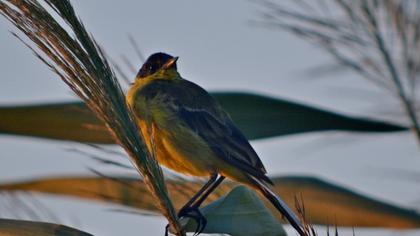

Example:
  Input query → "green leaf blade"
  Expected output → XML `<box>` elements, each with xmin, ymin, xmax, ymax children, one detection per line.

<box><xmin>213</xmin><ymin>92</ymin><xmax>406</xmax><ymax>139</ymax></box>
<box><xmin>0</xmin><ymin>92</ymin><xmax>407</xmax><ymax>143</ymax></box>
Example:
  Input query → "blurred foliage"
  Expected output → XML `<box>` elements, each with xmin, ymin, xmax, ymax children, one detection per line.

<box><xmin>0</xmin><ymin>218</ymin><xmax>93</xmax><ymax>236</ymax></box>
<box><xmin>0</xmin><ymin>92</ymin><xmax>407</xmax><ymax>143</ymax></box>
<box><xmin>1</xmin><ymin>175</ymin><xmax>419</xmax><ymax>229</ymax></box>
<box><xmin>257</xmin><ymin>0</ymin><xmax>420</xmax><ymax>143</ymax></box>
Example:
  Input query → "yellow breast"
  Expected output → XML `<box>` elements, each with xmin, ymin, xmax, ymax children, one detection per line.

<box><xmin>126</xmin><ymin>77</ymin><xmax>250</xmax><ymax>183</ymax></box>
<box><xmin>137</xmin><ymin>120</ymin><xmax>215</xmax><ymax>177</ymax></box>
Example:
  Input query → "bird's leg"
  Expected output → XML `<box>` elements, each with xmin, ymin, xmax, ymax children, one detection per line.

<box><xmin>179</xmin><ymin>173</ymin><xmax>218</xmax><ymax>211</ymax></box>
<box><xmin>190</xmin><ymin>176</ymin><xmax>225</xmax><ymax>208</ymax></box>
<box><xmin>164</xmin><ymin>174</ymin><xmax>218</xmax><ymax>236</ymax></box>
<box><xmin>177</xmin><ymin>175</ymin><xmax>226</xmax><ymax>236</ymax></box>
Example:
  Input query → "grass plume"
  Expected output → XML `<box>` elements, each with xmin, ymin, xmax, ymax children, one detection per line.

<box><xmin>0</xmin><ymin>0</ymin><xmax>183</xmax><ymax>234</ymax></box>
<box><xmin>257</xmin><ymin>0</ymin><xmax>420</xmax><ymax>144</ymax></box>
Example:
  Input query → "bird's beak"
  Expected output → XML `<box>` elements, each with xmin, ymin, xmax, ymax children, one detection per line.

<box><xmin>163</xmin><ymin>56</ymin><xmax>179</xmax><ymax>70</ymax></box>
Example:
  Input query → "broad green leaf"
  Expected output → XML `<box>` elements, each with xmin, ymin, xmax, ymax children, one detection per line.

<box><xmin>0</xmin><ymin>92</ymin><xmax>407</xmax><ymax>143</ymax></box>
<box><xmin>182</xmin><ymin>186</ymin><xmax>287</xmax><ymax>236</ymax></box>
<box><xmin>213</xmin><ymin>92</ymin><xmax>406</xmax><ymax>139</ymax></box>
<box><xmin>0</xmin><ymin>102</ymin><xmax>111</xmax><ymax>143</ymax></box>
<box><xmin>0</xmin><ymin>218</ymin><xmax>93</xmax><ymax>236</ymax></box>
<box><xmin>1</xmin><ymin>175</ymin><xmax>419</xmax><ymax>228</ymax></box>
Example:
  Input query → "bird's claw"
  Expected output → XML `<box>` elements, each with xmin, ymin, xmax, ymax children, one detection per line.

<box><xmin>164</xmin><ymin>206</ymin><xmax>207</xmax><ymax>236</ymax></box>
<box><xmin>179</xmin><ymin>206</ymin><xmax>207</xmax><ymax>236</ymax></box>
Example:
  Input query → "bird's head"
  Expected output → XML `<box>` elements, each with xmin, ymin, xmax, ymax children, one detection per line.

<box><xmin>135</xmin><ymin>52</ymin><xmax>179</xmax><ymax>80</ymax></box>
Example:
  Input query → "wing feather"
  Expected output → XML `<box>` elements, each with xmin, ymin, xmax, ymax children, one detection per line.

<box><xmin>137</xmin><ymin>79</ymin><xmax>271</xmax><ymax>184</ymax></box>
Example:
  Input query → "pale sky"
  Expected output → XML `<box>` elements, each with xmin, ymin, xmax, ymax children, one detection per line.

<box><xmin>0</xmin><ymin>1</ymin><xmax>419</xmax><ymax>236</ymax></box>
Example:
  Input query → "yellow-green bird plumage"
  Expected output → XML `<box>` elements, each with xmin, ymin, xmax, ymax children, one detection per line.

<box><xmin>127</xmin><ymin>52</ymin><xmax>304</xmax><ymax>236</ymax></box>
<box><xmin>127</xmin><ymin>64</ymin><xmax>268</xmax><ymax>185</ymax></box>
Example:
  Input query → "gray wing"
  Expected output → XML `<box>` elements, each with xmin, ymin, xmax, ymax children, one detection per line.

<box><xmin>140</xmin><ymin>79</ymin><xmax>272</xmax><ymax>184</ymax></box>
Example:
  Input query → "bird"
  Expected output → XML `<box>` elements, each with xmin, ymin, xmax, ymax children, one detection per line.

<box><xmin>127</xmin><ymin>52</ymin><xmax>305</xmax><ymax>236</ymax></box>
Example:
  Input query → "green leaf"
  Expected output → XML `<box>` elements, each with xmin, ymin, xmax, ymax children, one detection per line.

<box><xmin>0</xmin><ymin>102</ymin><xmax>111</xmax><ymax>143</ymax></box>
<box><xmin>213</xmin><ymin>92</ymin><xmax>406</xmax><ymax>139</ymax></box>
<box><xmin>183</xmin><ymin>186</ymin><xmax>287</xmax><ymax>236</ymax></box>
<box><xmin>0</xmin><ymin>92</ymin><xmax>407</xmax><ymax>143</ymax></box>
<box><xmin>1</xmin><ymin>175</ymin><xmax>419</xmax><ymax>228</ymax></box>
<box><xmin>0</xmin><ymin>218</ymin><xmax>93</xmax><ymax>236</ymax></box>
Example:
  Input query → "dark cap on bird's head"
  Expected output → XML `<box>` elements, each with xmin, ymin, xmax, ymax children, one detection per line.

<box><xmin>136</xmin><ymin>52</ymin><xmax>178</xmax><ymax>79</ymax></box>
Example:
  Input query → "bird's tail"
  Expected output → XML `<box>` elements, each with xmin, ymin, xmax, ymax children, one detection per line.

<box><xmin>250</xmin><ymin>176</ymin><xmax>305</xmax><ymax>236</ymax></box>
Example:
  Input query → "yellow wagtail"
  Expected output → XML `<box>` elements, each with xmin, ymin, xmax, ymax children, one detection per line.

<box><xmin>127</xmin><ymin>52</ymin><xmax>304</xmax><ymax>236</ymax></box>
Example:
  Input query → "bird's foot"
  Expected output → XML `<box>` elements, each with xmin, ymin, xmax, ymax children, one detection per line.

<box><xmin>178</xmin><ymin>206</ymin><xmax>207</xmax><ymax>236</ymax></box>
<box><xmin>164</xmin><ymin>206</ymin><xmax>207</xmax><ymax>236</ymax></box>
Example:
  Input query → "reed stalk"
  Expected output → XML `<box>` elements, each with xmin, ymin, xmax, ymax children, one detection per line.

<box><xmin>0</xmin><ymin>0</ymin><xmax>183</xmax><ymax>234</ymax></box>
